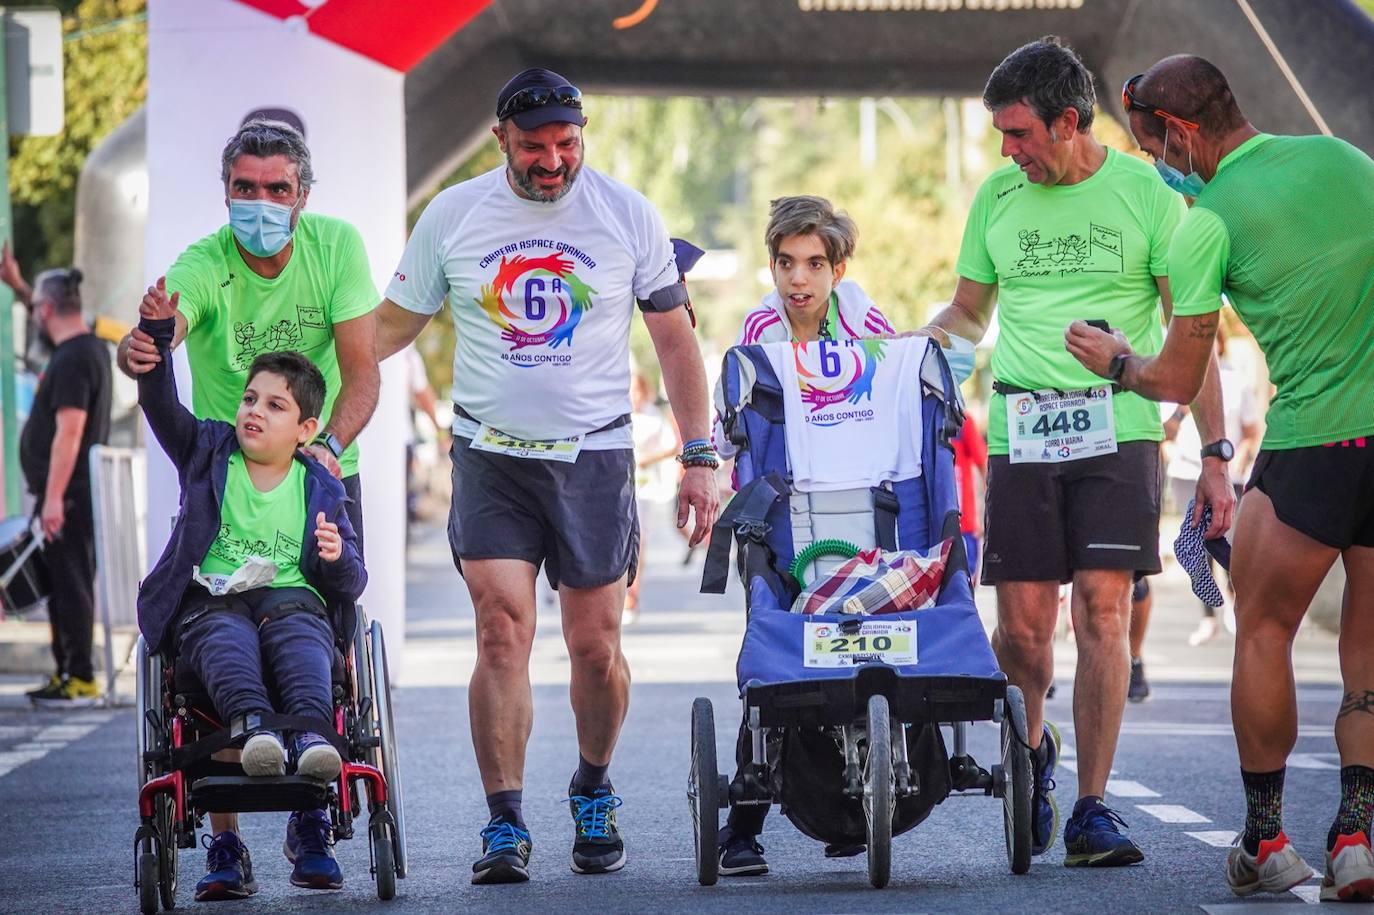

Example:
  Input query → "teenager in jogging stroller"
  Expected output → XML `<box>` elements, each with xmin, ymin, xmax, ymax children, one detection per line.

<box><xmin>690</xmin><ymin>334</ymin><xmax>1034</xmax><ymax>889</ymax></box>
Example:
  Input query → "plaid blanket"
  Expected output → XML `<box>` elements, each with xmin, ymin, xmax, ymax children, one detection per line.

<box><xmin>794</xmin><ymin>539</ymin><xmax>953</xmax><ymax>615</ymax></box>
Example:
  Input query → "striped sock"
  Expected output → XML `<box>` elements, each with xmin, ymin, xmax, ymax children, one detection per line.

<box><xmin>1329</xmin><ymin>765</ymin><xmax>1374</xmax><ymax>850</ymax></box>
<box><xmin>1241</xmin><ymin>767</ymin><xmax>1285</xmax><ymax>855</ymax></box>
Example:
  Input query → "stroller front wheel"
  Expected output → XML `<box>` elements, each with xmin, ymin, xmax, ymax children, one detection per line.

<box><xmin>1001</xmin><ymin>685</ymin><xmax>1033</xmax><ymax>874</ymax></box>
<box><xmin>864</xmin><ymin>693</ymin><xmax>894</xmax><ymax>889</ymax></box>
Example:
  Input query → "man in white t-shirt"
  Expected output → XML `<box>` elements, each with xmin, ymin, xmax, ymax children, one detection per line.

<box><xmin>373</xmin><ymin>68</ymin><xmax>719</xmax><ymax>885</ymax></box>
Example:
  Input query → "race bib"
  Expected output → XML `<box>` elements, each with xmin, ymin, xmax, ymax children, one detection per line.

<box><xmin>804</xmin><ymin>619</ymin><xmax>917</xmax><ymax>668</ymax></box>
<box><xmin>1006</xmin><ymin>386</ymin><xmax>1117</xmax><ymax>464</ymax></box>
<box><xmin>470</xmin><ymin>424</ymin><xmax>584</xmax><ymax>463</ymax></box>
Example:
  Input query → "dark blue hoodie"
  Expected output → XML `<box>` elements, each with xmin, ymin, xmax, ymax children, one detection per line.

<box><xmin>135</xmin><ymin>316</ymin><xmax>366</xmax><ymax>652</ymax></box>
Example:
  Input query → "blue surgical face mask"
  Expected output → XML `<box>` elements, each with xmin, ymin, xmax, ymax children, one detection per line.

<box><xmin>1154</xmin><ymin>125</ymin><xmax>1205</xmax><ymax>197</ymax></box>
<box><xmin>944</xmin><ymin>333</ymin><xmax>977</xmax><ymax>384</ymax></box>
<box><xmin>229</xmin><ymin>198</ymin><xmax>299</xmax><ymax>257</ymax></box>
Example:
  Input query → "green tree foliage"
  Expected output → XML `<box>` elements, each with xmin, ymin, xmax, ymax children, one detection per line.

<box><xmin>8</xmin><ymin>0</ymin><xmax>147</xmax><ymax>276</ymax></box>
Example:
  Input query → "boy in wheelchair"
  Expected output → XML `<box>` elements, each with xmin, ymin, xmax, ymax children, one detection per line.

<box><xmin>136</xmin><ymin>278</ymin><xmax>366</xmax><ymax>899</ymax></box>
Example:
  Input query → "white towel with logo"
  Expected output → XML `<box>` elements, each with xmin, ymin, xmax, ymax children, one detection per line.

<box><xmin>761</xmin><ymin>337</ymin><xmax>926</xmax><ymax>492</ymax></box>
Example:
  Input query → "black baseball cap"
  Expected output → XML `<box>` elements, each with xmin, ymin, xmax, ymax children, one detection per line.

<box><xmin>495</xmin><ymin>67</ymin><xmax>587</xmax><ymax>130</ymax></box>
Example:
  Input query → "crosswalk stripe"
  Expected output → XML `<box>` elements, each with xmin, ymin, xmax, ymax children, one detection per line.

<box><xmin>1106</xmin><ymin>779</ymin><xmax>1161</xmax><ymax>798</ymax></box>
<box><xmin>1186</xmin><ymin>831</ymin><xmax>1238</xmax><ymax>847</ymax></box>
<box><xmin>1137</xmin><ymin>804</ymin><xmax>1211</xmax><ymax>823</ymax></box>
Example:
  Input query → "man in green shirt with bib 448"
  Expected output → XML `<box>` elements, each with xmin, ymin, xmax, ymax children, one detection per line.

<box><xmin>1067</xmin><ymin>55</ymin><xmax>1374</xmax><ymax>902</ymax></box>
<box><xmin>920</xmin><ymin>36</ymin><xmax>1234</xmax><ymax>870</ymax></box>
<box><xmin>118</xmin><ymin>119</ymin><xmax>379</xmax><ymax>544</ymax></box>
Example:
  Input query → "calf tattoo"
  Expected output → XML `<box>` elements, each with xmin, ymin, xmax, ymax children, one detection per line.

<box><xmin>1338</xmin><ymin>690</ymin><xmax>1374</xmax><ymax>719</ymax></box>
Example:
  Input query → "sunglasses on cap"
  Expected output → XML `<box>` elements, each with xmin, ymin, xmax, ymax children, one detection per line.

<box><xmin>497</xmin><ymin>85</ymin><xmax>583</xmax><ymax>122</ymax></box>
<box><xmin>1121</xmin><ymin>74</ymin><xmax>1199</xmax><ymax>131</ymax></box>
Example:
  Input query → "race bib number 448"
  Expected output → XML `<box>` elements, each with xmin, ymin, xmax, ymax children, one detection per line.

<box><xmin>804</xmin><ymin>620</ymin><xmax>917</xmax><ymax>668</ymax></box>
<box><xmin>1006</xmin><ymin>386</ymin><xmax>1117</xmax><ymax>464</ymax></box>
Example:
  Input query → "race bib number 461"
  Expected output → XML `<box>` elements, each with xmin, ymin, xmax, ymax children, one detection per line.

<box><xmin>804</xmin><ymin>620</ymin><xmax>917</xmax><ymax>668</ymax></box>
<box><xmin>1007</xmin><ymin>386</ymin><xmax>1117</xmax><ymax>464</ymax></box>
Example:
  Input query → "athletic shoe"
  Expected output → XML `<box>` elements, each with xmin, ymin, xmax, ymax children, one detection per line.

<box><xmin>1188</xmin><ymin>616</ymin><xmax>1219</xmax><ymax>647</ymax></box>
<box><xmin>568</xmin><ymin>783</ymin><xmax>626</xmax><ymax>874</ymax></box>
<box><xmin>1322</xmin><ymin>831</ymin><xmax>1374</xmax><ymax>902</ymax></box>
<box><xmin>472</xmin><ymin>818</ymin><xmax>533</xmax><ymax>884</ymax></box>
<box><xmin>283</xmin><ymin>809</ymin><xmax>343</xmax><ymax>889</ymax></box>
<box><xmin>1063</xmin><ymin>798</ymin><xmax>1144</xmax><ymax>867</ymax></box>
<box><xmin>717</xmin><ymin>825</ymin><xmax>768</xmax><ymax>876</ymax></box>
<box><xmin>1128</xmin><ymin>657</ymin><xmax>1151</xmax><ymax>703</ymax></box>
<box><xmin>195</xmin><ymin>831</ymin><xmax>257</xmax><ymax>901</ymax></box>
<box><xmin>241</xmin><ymin>731</ymin><xmax>286</xmax><ymax>777</ymax></box>
<box><xmin>292</xmin><ymin>732</ymin><xmax>342</xmax><ymax>782</ymax></box>
<box><xmin>1225</xmin><ymin>831</ymin><xmax>1310</xmax><ymax>896</ymax></box>
<box><xmin>25</xmin><ymin>674</ymin><xmax>62</xmax><ymax>700</ymax></box>
<box><xmin>1031</xmin><ymin>721</ymin><xmax>1061</xmax><ymax>856</ymax></box>
<box><xmin>31</xmin><ymin>675</ymin><xmax>100</xmax><ymax>708</ymax></box>
<box><xmin>823</xmin><ymin>842</ymin><xmax>865</xmax><ymax>858</ymax></box>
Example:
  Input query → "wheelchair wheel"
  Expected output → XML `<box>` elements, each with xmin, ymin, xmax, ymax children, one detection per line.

<box><xmin>371</xmin><ymin>819</ymin><xmax>397</xmax><ymax>901</ymax></box>
<box><xmin>137</xmin><ymin>851</ymin><xmax>159</xmax><ymax>915</ymax></box>
<box><xmin>156</xmin><ymin>794</ymin><xmax>178</xmax><ymax>910</ymax></box>
<box><xmin>864</xmin><ymin>693</ymin><xmax>894</xmax><ymax>890</ymax></box>
<box><xmin>369</xmin><ymin>620</ymin><xmax>408</xmax><ymax>878</ymax></box>
<box><xmin>688</xmin><ymin>697</ymin><xmax>719</xmax><ymax>887</ymax></box>
<box><xmin>1001</xmin><ymin>685</ymin><xmax>1033</xmax><ymax>875</ymax></box>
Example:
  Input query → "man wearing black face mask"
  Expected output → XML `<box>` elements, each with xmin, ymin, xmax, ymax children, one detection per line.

<box><xmin>3</xmin><ymin>259</ymin><xmax>112</xmax><ymax>707</ymax></box>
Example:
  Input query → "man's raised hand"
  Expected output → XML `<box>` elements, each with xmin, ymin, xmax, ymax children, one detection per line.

<box><xmin>140</xmin><ymin>276</ymin><xmax>180</xmax><ymax>321</ymax></box>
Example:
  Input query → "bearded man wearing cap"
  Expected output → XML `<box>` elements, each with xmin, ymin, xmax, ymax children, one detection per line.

<box><xmin>374</xmin><ymin>67</ymin><xmax>719</xmax><ymax>884</ymax></box>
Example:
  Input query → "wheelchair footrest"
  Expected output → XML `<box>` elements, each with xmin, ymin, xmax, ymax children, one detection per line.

<box><xmin>190</xmin><ymin>775</ymin><xmax>329</xmax><ymax>813</ymax></box>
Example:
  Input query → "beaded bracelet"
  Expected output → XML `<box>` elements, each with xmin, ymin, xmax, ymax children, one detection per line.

<box><xmin>681</xmin><ymin>438</ymin><xmax>711</xmax><ymax>451</ymax></box>
<box><xmin>677</xmin><ymin>452</ymin><xmax>720</xmax><ymax>469</ymax></box>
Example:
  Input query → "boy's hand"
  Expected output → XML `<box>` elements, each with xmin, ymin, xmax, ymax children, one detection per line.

<box><xmin>315</xmin><ymin>511</ymin><xmax>342</xmax><ymax>562</ymax></box>
<box><xmin>140</xmin><ymin>276</ymin><xmax>180</xmax><ymax>322</ymax></box>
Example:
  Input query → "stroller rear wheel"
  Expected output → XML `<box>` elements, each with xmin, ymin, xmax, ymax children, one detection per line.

<box><xmin>864</xmin><ymin>693</ymin><xmax>894</xmax><ymax>889</ymax></box>
<box><xmin>689</xmin><ymin>697</ymin><xmax>720</xmax><ymax>886</ymax></box>
<box><xmin>1001</xmin><ymin>685</ymin><xmax>1033</xmax><ymax>874</ymax></box>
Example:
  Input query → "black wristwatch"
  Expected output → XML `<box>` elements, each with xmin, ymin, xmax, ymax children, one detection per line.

<box><xmin>1200</xmin><ymin>438</ymin><xmax>1235</xmax><ymax>461</ymax></box>
<box><xmin>1107</xmin><ymin>352</ymin><xmax>1130</xmax><ymax>383</ymax></box>
<box><xmin>313</xmin><ymin>431</ymin><xmax>344</xmax><ymax>459</ymax></box>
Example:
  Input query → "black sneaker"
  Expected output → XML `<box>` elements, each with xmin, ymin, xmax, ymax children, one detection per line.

<box><xmin>25</xmin><ymin>674</ymin><xmax>63</xmax><ymax>701</ymax></box>
<box><xmin>1128</xmin><ymin>657</ymin><xmax>1151</xmax><ymax>703</ymax></box>
<box><xmin>718</xmin><ymin>825</ymin><xmax>768</xmax><ymax>876</ymax></box>
<box><xmin>569</xmin><ymin>783</ymin><xmax>626</xmax><ymax>874</ymax></box>
<box><xmin>472</xmin><ymin>818</ymin><xmax>532</xmax><ymax>885</ymax></box>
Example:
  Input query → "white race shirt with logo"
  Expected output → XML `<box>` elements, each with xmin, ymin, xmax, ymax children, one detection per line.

<box><xmin>761</xmin><ymin>336</ymin><xmax>925</xmax><ymax>492</ymax></box>
<box><xmin>385</xmin><ymin>165</ymin><xmax>679</xmax><ymax>449</ymax></box>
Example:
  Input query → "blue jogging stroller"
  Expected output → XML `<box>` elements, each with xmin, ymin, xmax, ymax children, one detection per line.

<box><xmin>692</xmin><ymin>337</ymin><xmax>1033</xmax><ymax>888</ymax></box>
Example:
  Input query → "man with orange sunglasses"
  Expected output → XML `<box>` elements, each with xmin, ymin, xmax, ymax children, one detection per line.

<box><xmin>1067</xmin><ymin>54</ymin><xmax>1374</xmax><ymax>902</ymax></box>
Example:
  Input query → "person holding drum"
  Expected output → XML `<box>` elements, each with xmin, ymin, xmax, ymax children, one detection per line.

<box><xmin>1</xmin><ymin>253</ymin><xmax>112</xmax><ymax>707</ymax></box>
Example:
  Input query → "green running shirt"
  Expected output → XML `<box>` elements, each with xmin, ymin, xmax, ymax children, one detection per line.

<box><xmin>199</xmin><ymin>452</ymin><xmax>318</xmax><ymax>600</ymax></box>
<box><xmin>166</xmin><ymin>213</ymin><xmax>378</xmax><ymax>476</ymax></box>
<box><xmin>956</xmin><ymin>147</ymin><xmax>1186</xmax><ymax>454</ymax></box>
<box><xmin>1168</xmin><ymin>134</ymin><xmax>1374</xmax><ymax>449</ymax></box>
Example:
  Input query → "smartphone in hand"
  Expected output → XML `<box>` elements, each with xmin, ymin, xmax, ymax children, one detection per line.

<box><xmin>1085</xmin><ymin>319</ymin><xmax>1111</xmax><ymax>334</ymax></box>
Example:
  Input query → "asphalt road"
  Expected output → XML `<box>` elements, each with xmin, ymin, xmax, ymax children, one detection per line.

<box><xmin>0</xmin><ymin>508</ymin><xmax>1358</xmax><ymax>914</ymax></box>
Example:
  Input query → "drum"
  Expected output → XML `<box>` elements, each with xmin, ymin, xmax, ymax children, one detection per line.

<box><xmin>0</xmin><ymin>516</ymin><xmax>50</xmax><ymax>616</ymax></box>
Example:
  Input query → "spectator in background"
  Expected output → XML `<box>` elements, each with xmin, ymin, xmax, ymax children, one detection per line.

<box><xmin>2</xmin><ymin>253</ymin><xmax>112</xmax><ymax>707</ymax></box>
<box><xmin>625</xmin><ymin>371</ymin><xmax>681</xmax><ymax>624</ymax></box>
<box><xmin>952</xmin><ymin>409</ymin><xmax>988</xmax><ymax>584</ymax></box>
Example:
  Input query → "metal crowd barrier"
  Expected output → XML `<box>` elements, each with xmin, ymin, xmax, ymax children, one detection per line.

<box><xmin>89</xmin><ymin>445</ymin><xmax>146</xmax><ymax>705</ymax></box>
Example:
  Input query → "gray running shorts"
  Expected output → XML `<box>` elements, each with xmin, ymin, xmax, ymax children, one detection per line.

<box><xmin>448</xmin><ymin>436</ymin><xmax>639</xmax><ymax>589</ymax></box>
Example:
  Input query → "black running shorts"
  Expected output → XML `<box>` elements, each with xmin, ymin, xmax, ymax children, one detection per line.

<box><xmin>448</xmin><ymin>436</ymin><xmax>639</xmax><ymax>589</ymax></box>
<box><xmin>982</xmin><ymin>441</ymin><xmax>1162</xmax><ymax>585</ymax></box>
<box><xmin>1246</xmin><ymin>438</ymin><xmax>1374</xmax><ymax>549</ymax></box>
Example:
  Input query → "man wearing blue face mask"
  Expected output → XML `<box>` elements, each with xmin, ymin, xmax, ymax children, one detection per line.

<box><xmin>1067</xmin><ymin>54</ymin><xmax>1374</xmax><ymax>902</ymax></box>
<box><xmin>114</xmin><ymin>118</ymin><xmax>379</xmax><ymax>900</ymax></box>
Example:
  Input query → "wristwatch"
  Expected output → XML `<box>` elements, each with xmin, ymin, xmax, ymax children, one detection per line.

<box><xmin>1200</xmin><ymin>438</ymin><xmax>1235</xmax><ymax>461</ymax></box>
<box><xmin>313</xmin><ymin>431</ymin><xmax>344</xmax><ymax>459</ymax></box>
<box><xmin>1107</xmin><ymin>352</ymin><xmax>1130</xmax><ymax>383</ymax></box>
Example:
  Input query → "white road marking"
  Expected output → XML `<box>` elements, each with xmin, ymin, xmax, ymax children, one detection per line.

<box><xmin>1186</xmin><ymin>831</ymin><xmax>1238</xmax><ymax>847</ymax></box>
<box><xmin>1137</xmin><ymin>804</ymin><xmax>1211</xmax><ymax>824</ymax></box>
<box><xmin>1114</xmin><ymin>723</ymin><xmax>1332</xmax><ymax>739</ymax></box>
<box><xmin>1288</xmin><ymin>753</ymin><xmax>1340</xmax><ymax>770</ymax></box>
<box><xmin>1289</xmin><ymin>885</ymin><xmax>1322</xmax><ymax>904</ymax></box>
<box><xmin>1106</xmin><ymin>779</ymin><xmax>1161</xmax><ymax>798</ymax></box>
<box><xmin>0</xmin><ymin>715</ymin><xmax>111</xmax><ymax>779</ymax></box>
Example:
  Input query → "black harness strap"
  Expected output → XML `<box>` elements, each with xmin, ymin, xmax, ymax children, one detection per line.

<box><xmin>700</xmin><ymin>473</ymin><xmax>788</xmax><ymax>595</ymax></box>
<box><xmin>872</xmin><ymin>486</ymin><xmax>900</xmax><ymax>552</ymax></box>
<box><xmin>168</xmin><ymin>711</ymin><xmax>349</xmax><ymax>771</ymax></box>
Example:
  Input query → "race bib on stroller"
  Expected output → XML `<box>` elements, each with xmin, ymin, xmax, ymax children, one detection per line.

<box><xmin>1006</xmin><ymin>386</ymin><xmax>1117</xmax><ymax>463</ymax></box>
<box><xmin>471</xmin><ymin>424</ymin><xmax>583</xmax><ymax>463</ymax></box>
<box><xmin>804</xmin><ymin>619</ymin><xmax>917</xmax><ymax>668</ymax></box>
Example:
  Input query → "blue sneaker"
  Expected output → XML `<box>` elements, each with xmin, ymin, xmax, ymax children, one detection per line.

<box><xmin>195</xmin><ymin>831</ymin><xmax>256</xmax><ymax>901</ymax></box>
<box><xmin>569</xmin><ymin>783</ymin><xmax>626</xmax><ymax>874</ymax></box>
<box><xmin>283</xmin><ymin>809</ymin><xmax>343</xmax><ymax>889</ymax></box>
<box><xmin>1063</xmin><ymin>797</ymin><xmax>1145</xmax><ymax>867</ymax></box>
<box><xmin>472</xmin><ymin>818</ymin><xmax>533</xmax><ymax>885</ymax></box>
<box><xmin>1031</xmin><ymin>721</ymin><xmax>1061</xmax><ymax>856</ymax></box>
<box><xmin>717</xmin><ymin>824</ymin><xmax>768</xmax><ymax>876</ymax></box>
